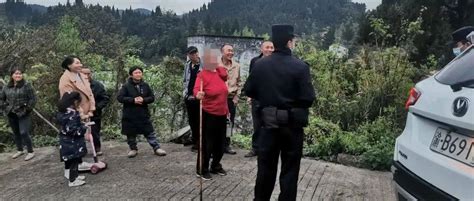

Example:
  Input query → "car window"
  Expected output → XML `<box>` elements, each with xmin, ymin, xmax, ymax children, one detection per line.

<box><xmin>436</xmin><ymin>46</ymin><xmax>474</xmax><ymax>88</ymax></box>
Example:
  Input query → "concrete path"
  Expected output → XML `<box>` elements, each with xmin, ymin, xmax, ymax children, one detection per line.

<box><xmin>0</xmin><ymin>141</ymin><xmax>396</xmax><ymax>200</ymax></box>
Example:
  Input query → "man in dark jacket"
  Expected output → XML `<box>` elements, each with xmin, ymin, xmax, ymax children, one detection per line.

<box><xmin>183</xmin><ymin>46</ymin><xmax>202</xmax><ymax>152</ymax></box>
<box><xmin>244</xmin><ymin>25</ymin><xmax>316</xmax><ymax>201</ymax></box>
<box><xmin>82</xmin><ymin>67</ymin><xmax>110</xmax><ymax>156</ymax></box>
<box><xmin>117</xmin><ymin>66</ymin><xmax>167</xmax><ymax>158</ymax></box>
<box><xmin>245</xmin><ymin>41</ymin><xmax>274</xmax><ymax>158</ymax></box>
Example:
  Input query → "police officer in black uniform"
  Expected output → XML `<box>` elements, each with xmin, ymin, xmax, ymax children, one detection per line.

<box><xmin>451</xmin><ymin>26</ymin><xmax>474</xmax><ymax>56</ymax></box>
<box><xmin>244</xmin><ymin>24</ymin><xmax>316</xmax><ymax>201</ymax></box>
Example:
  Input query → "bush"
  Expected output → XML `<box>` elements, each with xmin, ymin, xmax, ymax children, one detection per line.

<box><xmin>304</xmin><ymin>133</ymin><xmax>341</xmax><ymax>161</ymax></box>
<box><xmin>32</xmin><ymin>135</ymin><xmax>58</xmax><ymax>147</ymax></box>
<box><xmin>340</xmin><ymin>132</ymin><xmax>368</xmax><ymax>155</ymax></box>
<box><xmin>356</xmin><ymin>117</ymin><xmax>399</xmax><ymax>169</ymax></box>
<box><xmin>303</xmin><ymin>115</ymin><xmax>400</xmax><ymax>170</ymax></box>
<box><xmin>303</xmin><ymin>116</ymin><xmax>344</xmax><ymax>160</ymax></box>
<box><xmin>232</xmin><ymin>133</ymin><xmax>252</xmax><ymax>150</ymax></box>
<box><xmin>361</xmin><ymin>142</ymin><xmax>395</xmax><ymax>170</ymax></box>
<box><xmin>235</xmin><ymin>100</ymin><xmax>253</xmax><ymax>135</ymax></box>
<box><xmin>296</xmin><ymin>46</ymin><xmax>420</xmax><ymax>131</ymax></box>
<box><xmin>101</xmin><ymin>124</ymin><xmax>125</xmax><ymax>141</ymax></box>
<box><xmin>0</xmin><ymin>118</ymin><xmax>12</xmax><ymax>146</ymax></box>
<box><xmin>304</xmin><ymin>115</ymin><xmax>342</xmax><ymax>145</ymax></box>
<box><xmin>291</xmin><ymin>41</ymin><xmax>431</xmax><ymax>170</ymax></box>
<box><xmin>355</xmin><ymin>116</ymin><xmax>399</xmax><ymax>146</ymax></box>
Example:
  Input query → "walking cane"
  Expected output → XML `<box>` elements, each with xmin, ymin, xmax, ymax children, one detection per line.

<box><xmin>199</xmin><ymin>77</ymin><xmax>204</xmax><ymax>201</ymax></box>
<box><xmin>33</xmin><ymin>108</ymin><xmax>59</xmax><ymax>133</ymax></box>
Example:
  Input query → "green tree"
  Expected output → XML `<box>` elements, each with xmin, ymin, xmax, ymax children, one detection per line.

<box><xmin>241</xmin><ymin>26</ymin><xmax>255</xmax><ymax>37</ymax></box>
<box><xmin>260</xmin><ymin>33</ymin><xmax>270</xmax><ymax>40</ymax></box>
<box><xmin>231</xmin><ymin>19</ymin><xmax>240</xmax><ymax>34</ymax></box>
<box><xmin>369</xmin><ymin>18</ymin><xmax>391</xmax><ymax>49</ymax></box>
<box><xmin>203</xmin><ymin>14</ymin><xmax>212</xmax><ymax>33</ymax></box>
<box><xmin>55</xmin><ymin>15</ymin><xmax>87</xmax><ymax>55</ymax></box>
<box><xmin>322</xmin><ymin>27</ymin><xmax>336</xmax><ymax>49</ymax></box>
<box><xmin>341</xmin><ymin>25</ymin><xmax>354</xmax><ymax>44</ymax></box>
<box><xmin>188</xmin><ymin>18</ymin><xmax>198</xmax><ymax>35</ymax></box>
<box><xmin>213</xmin><ymin>21</ymin><xmax>222</xmax><ymax>35</ymax></box>
<box><xmin>154</xmin><ymin>6</ymin><xmax>162</xmax><ymax>16</ymax></box>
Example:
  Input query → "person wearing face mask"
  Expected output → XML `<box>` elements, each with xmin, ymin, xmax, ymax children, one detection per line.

<box><xmin>451</xmin><ymin>26</ymin><xmax>474</xmax><ymax>57</ymax></box>
<box><xmin>245</xmin><ymin>41</ymin><xmax>274</xmax><ymax>158</ymax></box>
<box><xmin>117</xmin><ymin>66</ymin><xmax>167</xmax><ymax>158</ymax></box>
<box><xmin>0</xmin><ymin>68</ymin><xmax>37</xmax><ymax>161</ymax></box>
<box><xmin>244</xmin><ymin>24</ymin><xmax>316</xmax><ymax>201</ymax></box>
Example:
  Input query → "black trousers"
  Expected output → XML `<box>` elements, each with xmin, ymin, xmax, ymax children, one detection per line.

<box><xmin>8</xmin><ymin>113</ymin><xmax>33</xmax><ymax>153</ymax></box>
<box><xmin>196</xmin><ymin>111</ymin><xmax>226</xmax><ymax>173</ymax></box>
<box><xmin>91</xmin><ymin>117</ymin><xmax>102</xmax><ymax>151</ymax></box>
<box><xmin>254</xmin><ymin>127</ymin><xmax>304</xmax><ymax>201</ymax></box>
<box><xmin>127</xmin><ymin>132</ymin><xmax>160</xmax><ymax>151</ymax></box>
<box><xmin>185</xmin><ymin>99</ymin><xmax>200</xmax><ymax>146</ymax></box>
<box><xmin>65</xmin><ymin>158</ymin><xmax>82</xmax><ymax>182</ymax></box>
<box><xmin>250</xmin><ymin>100</ymin><xmax>261</xmax><ymax>151</ymax></box>
<box><xmin>225</xmin><ymin>98</ymin><xmax>236</xmax><ymax>147</ymax></box>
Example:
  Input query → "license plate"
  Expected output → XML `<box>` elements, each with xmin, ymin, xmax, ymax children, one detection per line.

<box><xmin>430</xmin><ymin>128</ymin><xmax>474</xmax><ymax>167</ymax></box>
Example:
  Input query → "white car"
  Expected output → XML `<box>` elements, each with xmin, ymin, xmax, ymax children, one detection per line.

<box><xmin>392</xmin><ymin>44</ymin><xmax>474</xmax><ymax>200</ymax></box>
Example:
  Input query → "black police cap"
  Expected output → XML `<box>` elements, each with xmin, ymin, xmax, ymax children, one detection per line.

<box><xmin>187</xmin><ymin>46</ymin><xmax>198</xmax><ymax>54</ymax></box>
<box><xmin>452</xmin><ymin>26</ymin><xmax>474</xmax><ymax>43</ymax></box>
<box><xmin>272</xmin><ymin>24</ymin><xmax>295</xmax><ymax>48</ymax></box>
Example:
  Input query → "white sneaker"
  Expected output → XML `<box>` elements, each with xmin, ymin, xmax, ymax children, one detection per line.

<box><xmin>128</xmin><ymin>150</ymin><xmax>138</xmax><ymax>158</ymax></box>
<box><xmin>11</xmin><ymin>151</ymin><xmax>24</xmax><ymax>159</ymax></box>
<box><xmin>78</xmin><ymin>162</ymin><xmax>92</xmax><ymax>171</ymax></box>
<box><xmin>68</xmin><ymin>179</ymin><xmax>86</xmax><ymax>187</ymax></box>
<box><xmin>24</xmin><ymin>153</ymin><xmax>35</xmax><ymax>161</ymax></box>
<box><xmin>154</xmin><ymin>148</ymin><xmax>166</xmax><ymax>156</ymax></box>
<box><xmin>64</xmin><ymin>169</ymin><xmax>85</xmax><ymax>180</ymax></box>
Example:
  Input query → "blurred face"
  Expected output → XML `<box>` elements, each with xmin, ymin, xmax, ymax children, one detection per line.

<box><xmin>261</xmin><ymin>41</ymin><xmax>274</xmax><ymax>57</ymax></box>
<box><xmin>81</xmin><ymin>68</ymin><xmax>92</xmax><ymax>82</ymax></box>
<box><xmin>12</xmin><ymin>70</ymin><xmax>23</xmax><ymax>82</ymax></box>
<box><xmin>68</xmin><ymin>58</ymin><xmax>83</xmax><ymax>73</ymax></box>
<box><xmin>188</xmin><ymin>52</ymin><xmax>200</xmax><ymax>64</ymax></box>
<box><xmin>131</xmin><ymin>69</ymin><xmax>143</xmax><ymax>81</ymax></box>
<box><xmin>221</xmin><ymin>45</ymin><xmax>234</xmax><ymax>61</ymax></box>
<box><xmin>203</xmin><ymin>49</ymin><xmax>219</xmax><ymax>70</ymax></box>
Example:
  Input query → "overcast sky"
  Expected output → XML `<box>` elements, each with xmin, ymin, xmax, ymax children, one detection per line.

<box><xmin>10</xmin><ymin>0</ymin><xmax>382</xmax><ymax>14</ymax></box>
<box><xmin>353</xmin><ymin>0</ymin><xmax>382</xmax><ymax>10</ymax></box>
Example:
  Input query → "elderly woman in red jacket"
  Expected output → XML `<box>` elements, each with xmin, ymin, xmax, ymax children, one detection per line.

<box><xmin>194</xmin><ymin>49</ymin><xmax>229</xmax><ymax>181</ymax></box>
